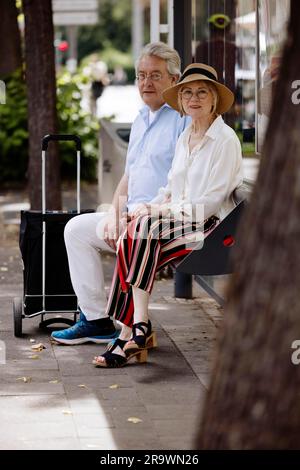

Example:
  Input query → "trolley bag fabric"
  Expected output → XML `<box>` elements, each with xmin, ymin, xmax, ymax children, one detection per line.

<box><xmin>20</xmin><ymin>210</ymin><xmax>94</xmax><ymax>316</ymax></box>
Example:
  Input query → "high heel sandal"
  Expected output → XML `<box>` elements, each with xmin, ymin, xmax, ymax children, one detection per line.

<box><xmin>92</xmin><ymin>338</ymin><xmax>148</xmax><ymax>368</ymax></box>
<box><xmin>123</xmin><ymin>320</ymin><xmax>157</xmax><ymax>356</ymax></box>
<box><xmin>106</xmin><ymin>321</ymin><xmax>158</xmax><ymax>352</ymax></box>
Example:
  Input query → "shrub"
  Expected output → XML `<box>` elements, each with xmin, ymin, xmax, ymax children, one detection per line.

<box><xmin>0</xmin><ymin>69</ymin><xmax>28</xmax><ymax>183</ymax></box>
<box><xmin>0</xmin><ymin>68</ymin><xmax>99</xmax><ymax>184</ymax></box>
<box><xmin>56</xmin><ymin>69</ymin><xmax>99</xmax><ymax>181</ymax></box>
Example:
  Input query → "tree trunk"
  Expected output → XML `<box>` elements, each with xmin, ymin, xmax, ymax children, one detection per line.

<box><xmin>197</xmin><ymin>0</ymin><xmax>300</xmax><ymax>449</ymax></box>
<box><xmin>23</xmin><ymin>0</ymin><xmax>61</xmax><ymax>210</ymax></box>
<box><xmin>0</xmin><ymin>0</ymin><xmax>22</xmax><ymax>77</ymax></box>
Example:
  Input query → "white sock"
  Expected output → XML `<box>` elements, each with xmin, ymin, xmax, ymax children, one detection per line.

<box><xmin>132</xmin><ymin>286</ymin><xmax>150</xmax><ymax>336</ymax></box>
<box><xmin>118</xmin><ymin>324</ymin><xmax>132</xmax><ymax>341</ymax></box>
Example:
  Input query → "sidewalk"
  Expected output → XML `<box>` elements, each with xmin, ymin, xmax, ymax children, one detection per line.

<box><xmin>0</xmin><ymin>186</ymin><xmax>223</xmax><ymax>450</ymax></box>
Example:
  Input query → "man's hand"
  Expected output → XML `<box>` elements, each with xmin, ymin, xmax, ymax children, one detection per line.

<box><xmin>103</xmin><ymin>215</ymin><xmax>118</xmax><ymax>250</ymax></box>
<box><xmin>103</xmin><ymin>212</ymin><xmax>130</xmax><ymax>250</ymax></box>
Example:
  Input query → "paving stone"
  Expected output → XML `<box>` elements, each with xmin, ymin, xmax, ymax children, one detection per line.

<box><xmin>1</xmin><ymin>419</ymin><xmax>77</xmax><ymax>440</ymax></box>
<box><xmin>0</xmin><ymin>394</ymin><xmax>72</xmax><ymax>423</ymax></box>
<box><xmin>0</xmin><ymin>202</ymin><xmax>221</xmax><ymax>450</ymax></box>
<box><xmin>0</xmin><ymin>438</ymin><xmax>80</xmax><ymax>450</ymax></box>
<box><xmin>62</xmin><ymin>373</ymin><xmax>134</xmax><ymax>388</ymax></box>
<box><xmin>80</xmin><ymin>437</ymin><xmax>118</xmax><ymax>450</ymax></box>
<box><xmin>157</xmin><ymin>437</ymin><xmax>196</xmax><ymax>450</ymax></box>
<box><xmin>0</xmin><ymin>382</ymin><xmax>64</xmax><ymax>396</ymax></box>
<box><xmin>145</xmin><ymin>404</ymin><xmax>200</xmax><ymax>420</ymax></box>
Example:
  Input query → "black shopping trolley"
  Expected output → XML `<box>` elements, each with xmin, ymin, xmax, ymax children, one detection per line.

<box><xmin>13</xmin><ymin>134</ymin><xmax>94</xmax><ymax>337</ymax></box>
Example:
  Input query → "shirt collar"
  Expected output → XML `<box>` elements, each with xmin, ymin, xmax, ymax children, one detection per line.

<box><xmin>182</xmin><ymin>115</ymin><xmax>224</xmax><ymax>152</ymax></box>
<box><xmin>205</xmin><ymin>115</ymin><xmax>224</xmax><ymax>140</ymax></box>
<box><xmin>184</xmin><ymin>115</ymin><xmax>224</xmax><ymax>143</ymax></box>
<box><xmin>139</xmin><ymin>102</ymin><xmax>172</xmax><ymax>125</ymax></box>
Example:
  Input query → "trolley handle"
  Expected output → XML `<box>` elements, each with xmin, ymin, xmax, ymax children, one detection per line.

<box><xmin>41</xmin><ymin>134</ymin><xmax>81</xmax><ymax>214</ymax></box>
<box><xmin>42</xmin><ymin>134</ymin><xmax>81</xmax><ymax>151</ymax></box>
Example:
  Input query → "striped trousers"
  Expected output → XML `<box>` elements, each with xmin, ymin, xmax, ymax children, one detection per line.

<box><xmin>105</xmin><ymin>215</ymin><xmax>218</xmax><ymax>326</ymax></box>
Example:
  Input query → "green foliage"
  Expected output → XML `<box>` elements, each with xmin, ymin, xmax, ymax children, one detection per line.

<box><xmin>77</xmin><ymin>0</ymin><xmax>132</xmax><ymax>61</ymax></box>
<box><xmin>0</xmin><ymin>69</ymin><xmax>28</xmax><ymax>183</ymax></box>
<box><xmin>0</xmin><ymin>68</ymin><xmax>99</xmax><ymax>184</ymax></box>
<box><xmin>56</xmin><ymin>69</ymin><xmax>99</xmax><ymax>181</ymax></box>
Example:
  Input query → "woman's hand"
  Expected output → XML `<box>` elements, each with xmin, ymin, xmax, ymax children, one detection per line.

<box><xmin>129</xmin><ymin>202</ymin><xmax>171</xmax><ymax>220</ymax></box>
<box><xmin>129</xmin><ymin>203</ymin><xmax>151</xmax><ymax>219</ymax></box>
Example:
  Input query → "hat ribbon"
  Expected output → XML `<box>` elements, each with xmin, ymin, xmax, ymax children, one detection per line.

<box><xmin>179</xmin><ymin>67</ymin><xmax>217</xmax><ymax>83</ymax></box>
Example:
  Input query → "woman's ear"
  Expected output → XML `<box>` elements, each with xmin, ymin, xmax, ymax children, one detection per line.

<box><xmin>172</xmin><ymin>74</ymin><xmax>180</xmax><ymax>84</ymax></box>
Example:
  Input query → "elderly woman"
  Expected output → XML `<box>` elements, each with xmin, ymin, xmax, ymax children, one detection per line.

<box><xmin>93</xmin><ymin>63</ymin><xmax>243</xmax><ymax>368</ymax></box>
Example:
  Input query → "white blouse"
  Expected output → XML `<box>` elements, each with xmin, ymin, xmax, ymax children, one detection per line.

<box><xmin>151</xmin><ymin>115</ymin><xmax>243</xmax><ymax>222</ymax></box>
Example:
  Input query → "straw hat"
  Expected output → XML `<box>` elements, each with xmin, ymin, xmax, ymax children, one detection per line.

<box><xmin>162</xmin><ymin>63</ymin><xmax>234</xmax><ymax>115</ymax></box>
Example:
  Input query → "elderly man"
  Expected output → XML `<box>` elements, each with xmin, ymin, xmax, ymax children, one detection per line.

<box><xmin>51</xmin><ymin>42</ymin><xmax>190</xmax><ymax>345</ymax></box>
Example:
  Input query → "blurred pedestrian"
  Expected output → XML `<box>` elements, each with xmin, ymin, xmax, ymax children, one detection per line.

<box><xmin>89</xmin><ymin>58</ymin><xmax>110</xmax><ymax>115</ymax></box>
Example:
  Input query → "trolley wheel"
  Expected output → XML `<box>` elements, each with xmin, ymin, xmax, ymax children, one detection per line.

<box><xmin>13</xmin><ymin>297</ymin><xmax>23</xmax><ymax>337</ymax></box>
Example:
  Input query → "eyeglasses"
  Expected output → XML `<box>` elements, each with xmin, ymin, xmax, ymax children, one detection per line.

<box><xmin>180</xmin><ymin>89</ymin><xmax>210</xmax><ymax>100</ymax></box>
<box><xmin>136</xmin><ymin>72</ymin><xmax>164</xmax><ymax>82</ymax></box>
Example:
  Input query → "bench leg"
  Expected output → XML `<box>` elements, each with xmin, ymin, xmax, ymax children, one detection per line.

<box><xmin>174</xmin><ymin>272</ymin><xmax>193</xmax><ymax>299</ymax></box>
<box><xmin>194</xmin><ymin>275</ymin><xmax>225</xmax><ymax>306</ymax></box>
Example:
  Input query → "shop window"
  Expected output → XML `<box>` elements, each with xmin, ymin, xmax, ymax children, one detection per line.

<box><xmin>256</xmin><ymin>0</ymin><xmax>290</xmax><ymax>153</ymax></box>
<box><xmin>191</xmin><ymin>0</ymin><xmax>290</xmax><ymax>162</ymax></box>
<box><xmin>192</xmin><ymin>0</ymin><xmax>256</xmax><ymax>157</ymax></box>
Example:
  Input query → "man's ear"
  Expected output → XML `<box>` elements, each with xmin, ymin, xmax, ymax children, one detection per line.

<box><xmin>172</xmin><ymin>74</ymin><xmax>180</xmax><ymax>84</ymax></box>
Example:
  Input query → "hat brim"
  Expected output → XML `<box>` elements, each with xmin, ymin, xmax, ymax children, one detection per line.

<box><xmin>162</xmin><ymin>74</ymin><xmax>234</xmax><ymax>115</ymax></box>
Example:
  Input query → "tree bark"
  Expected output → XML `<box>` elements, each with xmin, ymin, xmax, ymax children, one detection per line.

<box><xmin>0</xmin><ymin>0</ymin><xmax>22</xmax><ymax>77</ymax></box>
<box><xmin>197</xmin><ymin>0</ymin><xmax>300</xmax><ymax>449</ymax></box>
<box><xmin>23</xmin><ymin>0</ymin><xmax>61</xmax><ymax>210</ymax></box>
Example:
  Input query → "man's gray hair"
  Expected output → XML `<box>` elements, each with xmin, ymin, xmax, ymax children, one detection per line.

<box><xmin>136</xmin><ymin>42</ymin><xmax>181</xmax><ymax>76</ymax></box>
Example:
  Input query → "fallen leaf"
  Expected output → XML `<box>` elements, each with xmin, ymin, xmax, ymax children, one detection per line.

<box><xmin>16</xmin><ymin>376</ymin><xmax>32</xmax><ymax>383</ymax></box>
<box><xmin>28</xmin><ymin>355</ymin><xmax>40</xmax><ymax>360</ymax></box>
<box><xmin>78</xmin><ymin>384</ymin><xmax>87</xmax><ymax>388</ymax></box>
<box><xmin>0</xmin><ymin>267</ymin><xmax>8</xmax><ymax>272</ymax></box>
<box><xmin>62</xmin><ymin>410</ymin><xmax>73</xmax><ymax>415</ymax></box>
<box><xmin>109</xmin><ymin>384</ymin><xmax>120</xmax><ymax>389</ymax></box>
<box><xmin>49</xmin><ymin>380</ymin><xmax>59</xmax><ymax>384</ymax></box>
<box><xmin>29</xmin><ymin>339</ymin><xmax>36</xmax><ymax>343</ymax></box>
<box><xmin>31</xmin><ymin>343</ymin><xmax>46</xmax><ymax>352</ymax></box>
<box><xmin>127</xmin><ymin>417</ymin><xmax>143</xmax><ymax>424</ymax></box>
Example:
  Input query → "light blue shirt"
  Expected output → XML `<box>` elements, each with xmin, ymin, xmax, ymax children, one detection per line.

<box><xmin>125</xmin><ymin>103</ymin><xmax>190</xmax><ymax>212</ymax></box>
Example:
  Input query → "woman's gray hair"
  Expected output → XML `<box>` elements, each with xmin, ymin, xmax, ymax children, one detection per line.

<box><xmin>177</xmin><ymin>80</ymin><xmax>220</xmax><ymax>117</ymax></box>
<box><xmin>135</xmin><ymin>42</ymin><xmax>181</xmax><ymax>77</ymax></box>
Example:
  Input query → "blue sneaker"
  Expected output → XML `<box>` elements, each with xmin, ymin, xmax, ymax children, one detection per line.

<box><xmin>51</xmin><ymin>312</ymin><xmax>119</xmax><ymax>345</ymax></box>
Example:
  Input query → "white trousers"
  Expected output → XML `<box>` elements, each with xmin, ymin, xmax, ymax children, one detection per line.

<box><xmin>64</xmin><ymin>212</ymin><xmax>115</xmax><ymax>321</ymax></box>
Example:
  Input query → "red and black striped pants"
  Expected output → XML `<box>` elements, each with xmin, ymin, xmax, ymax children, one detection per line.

<box><xmin>105</xmin><ymin>215</ymin><xmax>218</xmax><ymax>327</ymax></box>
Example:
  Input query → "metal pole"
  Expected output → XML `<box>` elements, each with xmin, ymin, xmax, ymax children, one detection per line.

<box><xmin>150</xmin><ymin>0</ymin><xmax>160</xmax><ymax>42</ymax></box>
<box><xmin>174</xmin><ymin>271</ymin><xmax>193</xmax><ymax>299</ymax></box>
<box><xmin>132</xmin><ymin>0</ymin><xmax>144</xmax><ymax>62</ymax></box>
<box><xmin>167</xmin><ymin>0</ymin><xmax>174</xmax><ymax>47</ymax></box>
<box><xmin>77</xmin><ymin>150</ymin><xmax>81</xmax><ymax>213</ymax></box>
<box><xmin>42</xmin><ymin>150</ymin><xmax>46</xmax><ymax>311</ymax></box>
<box><xmin>66</xmin><ymin>25</ymin><xmax>78</xmax><ymax>73</ymax></box>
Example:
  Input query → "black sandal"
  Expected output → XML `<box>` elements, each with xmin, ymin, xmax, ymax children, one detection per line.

<box><xmin>123</xmin><ymin>320</ymin><xmax>157</xmax><ymax>356</ymax></box>
<box><xmin>92</xmin><ymin>338</ymin><xmax>147</xmax><ymax>368</ymax></box>
<box><xmin>92</xmin><ymin>338</ymin><xmax>128</xmax><ymax>368</ymax></box>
